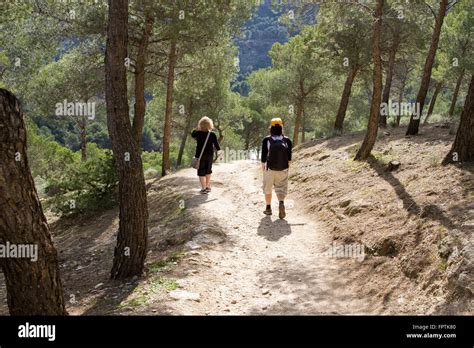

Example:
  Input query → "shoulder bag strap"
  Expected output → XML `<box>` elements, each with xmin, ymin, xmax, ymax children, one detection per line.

<box><xmin>198</xmin><ymin>131</ymin><xmax>211</xmax><ymax>161</ymax></box>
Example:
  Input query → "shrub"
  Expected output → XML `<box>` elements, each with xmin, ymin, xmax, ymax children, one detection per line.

<box><xmin>144</xmin><ymin>168</ymin><xmax>159</xmax><ymax>180</ymax></box>
<box><xmin>44</xmin><ymin>143</ymin><xmax>118</xmax><ymax>215</ymax></box>
<box><xmin>142</xmin><ymin>151</ymin><xmax>162</xmax><ymax>172</ymax></box>
<box><xmin>26</xmin><ymin>119</ymin><xmax>75</xmax><ymax>179</ymax></box>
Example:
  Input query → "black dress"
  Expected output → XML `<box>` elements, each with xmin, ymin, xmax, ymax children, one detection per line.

<box><xmin>191</xmin><ymin>130</ymin><xmax>221</xmax><ymax>176</ymax></box>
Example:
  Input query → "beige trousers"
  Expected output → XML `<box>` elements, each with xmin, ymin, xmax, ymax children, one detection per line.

<box><xmin>262</xmin><ymin>169</ymin><xmax>289</xmax><ymax>198</ymax></box>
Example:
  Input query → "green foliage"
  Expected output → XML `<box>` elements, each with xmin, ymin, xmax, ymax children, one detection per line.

<box><xmin>243</xmin><ymin>25</ymin><xmax>329</xmax><ymax>143</ymax></box>
<box><xmin>141</xmin><ymin>126</ymin><xmax>160</xmax><ymax>152</ymax></box>
<box><xmin>141</xmin><ymin>146</ymin><xmax>186</xmax><ymax>177</ymax></box>
<box><xmin>44</xmin><ymin>143</ymin><xmax>118</xmax><ymax>215</ymax></box>
<box><xmin>142</xmin><ymin>151</ymin><xmax>162</xmax><ymax>172</ymax></box>
<box><xmin>3</xmin><ymin>0</ymin><xmax>473</xmax><ymax>190</ymax></box>
<box><xmin>316</xmin><ymin>3</ymin><xmax>372</xmax><ymax>74</ymax></box>
<box><xmin>88</xmin><ymin>121</ymin><xmax>111</xmax><ymax>149</ymax></box>
<box><xmin>26</xmin><ymin>120</ymin><xmax>75</xmax><ymax>179</ymax></box>
<box><xmin>148</xmin><ymin>252</ymin><xmax>185</xmax><ymax>272</ymax></box>
<box><xmin>149</xmin><ymin>276</ymin><xmax>178</xmax><ymax>291</ymax></box>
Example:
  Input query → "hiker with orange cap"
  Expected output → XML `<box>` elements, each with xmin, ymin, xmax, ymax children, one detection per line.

<box><xmin>260</xmin><ymin>118</ymin><xmax>292</xmax><ymax>219</ymax></box>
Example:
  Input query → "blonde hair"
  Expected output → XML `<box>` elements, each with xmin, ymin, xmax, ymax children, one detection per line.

<box><xmin>197</xmin><ymin>116</ymin><xmax>214</xmax><ymax>131</ymax></box>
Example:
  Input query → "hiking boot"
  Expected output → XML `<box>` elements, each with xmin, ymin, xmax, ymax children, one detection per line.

<box><xmin>263</xmin><ymin>207</ymin><xmax>272</xmax><ymax>215</ymax></box>
<box><xmin>205</xmin><ymin>187</ymin><xmax>211</xmax><ymax>192</ymax></box>
<box><xmin>279</xmin><ymin>201</ymin><xmax>286</xmax><ymax>219</ymax></box>
<box><xmin>199</xmin><ymin>188</ymin><xmax>208</xmax><ymax>194</ymax></box>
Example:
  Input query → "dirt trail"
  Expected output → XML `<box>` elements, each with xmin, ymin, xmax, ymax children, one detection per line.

<box><xmin>149</xmin><ymin>160</ymin><xmax>381</xmax><ymax>315</ymax></box>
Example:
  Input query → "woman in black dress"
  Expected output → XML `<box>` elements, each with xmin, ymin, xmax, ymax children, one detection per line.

<box><xmin>191</xmin><ymin>116</ymin><xmax>221</xmax><ymax>194</ymax></box>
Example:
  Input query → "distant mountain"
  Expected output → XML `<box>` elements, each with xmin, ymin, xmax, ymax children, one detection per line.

<box><xmin>233</xmin><ymin>0</ymin><xmax>318</xmax><ymax>95</ymax></box>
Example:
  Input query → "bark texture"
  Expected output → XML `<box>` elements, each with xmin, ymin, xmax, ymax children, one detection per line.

<box><xmin>132</xmin><ymin>13</ymin><xmax>154</xmax><ymax>149</ymax></box>
<box><xmin>0</xmin><ymin>88</ymin><xmax>67</xmax><ymax>315</ymax></box>
<box><xmin>443</xmin><ymin>74</ymin><xmax>474</xmax><ymax>164</ymax></box>
<box><xmin>379</xmin><ymin>32</ymin><xmax>400</xmax><ymax>128</ymax></box>
<box><xmin>105</xmin><ymin>0</ymin><xmax>149</xmax><ymax>279</ymax></box>
<box><xmin>355</xmin><ymin>0</ymin><xmax>384</xmax><ymax>160</ymax></box>
<box><xmin>161</xmin><ymin>39</ymin><xmax>178</xmax><ymax>177</ymax></box>
<box><xmin>448</xmin><ymin>69</ymin><xmax>465</xmax><ymax>119</ymax></box>
<box><xmin>424</xmin><ymin>81</ymin><xmax>442</xmax><ymax>125</ymax></box>
<box><xmin>334</xmin><ymin>66</ymin><xmax>359</xmax><ymax>134</ymax></box>
<box><xmin>176</xmin><ymin>99</ymin><xmax>193</xmax><ymax>168</ymax></box>
<box><xmin>406</xmin><ymin>0</ymin><xmax>448</xmax><ymax>135</ymax></box>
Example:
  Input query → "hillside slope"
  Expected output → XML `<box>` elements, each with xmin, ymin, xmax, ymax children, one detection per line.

<box><xmin>291</xmin><ymin>124</ymin><xmax>473</xmax><ymax>314</ymax></box>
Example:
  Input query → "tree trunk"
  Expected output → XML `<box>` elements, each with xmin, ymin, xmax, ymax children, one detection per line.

<box><xmin>355</xmin><ymin>0</ymin><xmax>384</xmax><ymax>161</ymax></box>
<box><xmin>0</xmin><ymin>89</ymin><xmax>67</xmax><ymax>315</ymax></box>
<box><xmin>379</xmin><ymin>33</ymin><xmax>400</xmax><ymax>128</ymax></box>
<box><xmin>244</xmin><ymin>128</ymin><xmax>251</xmax><ymax>150</ymax></box>
<box><xmin>79</xmin><ymin>115</ymin><xmax>87</xmax><ymax>161</ymax></box>
<box><xmin>293</xmin><ymin>97</ymin><xmax>304</xmax><ymax>146</ymax></box>
<box><xmin>213</xmin><ymin>123</ymin><xmax>224</xmax><ymax>162</ymax></box>
<box><xmin>301</xmin><ymin>110</ymin><xmax>306</xmax><ymax>143</ymax></box>
<box><xmin>161</xmin><ymin>39</ymin><xmax>177</xmax><ymax>177</ymax></box>
<box><xmin>448</xmin><ymin>68</ymin><xmax>465</xmax><ymax>119</ymax></box>
<box><xmin>334</xmin><ymin>66</ymin><xmax>358</xmax><ymax>134</ymax></box>
<box><xmin>406</xmin><ymin>0</ymin><xmax>448</xmax><ymax>135</ymax></box>
<box><xmin>105</xmin><ymin>0</ymin><xmax>148</xmax><ymax>279</ymax></box>
<box><xmin>424</xmin><ymin>81</ymin><xmax>442</xmax><ymax>124</ymax></box>
<box><xmin>396</xmin><ymin>80</ymin><xmax>406</xmax><ymax>126</ymax></box>
<box><xmin>216</xmin><ymin>124</ymin><xmax>224</xmax><ymax>144</ymax></box>
<box><xmin>443</xmin><ymin>74</ymin><xmax>474</xmax><ymax>164</ymax></box>
<box><xmin>132</xmin><ymin>14</ymin><xmax>154</xmax><ymax>150</ymax></box>
<box><xmin>176</xmin><ymin>99</ymin><xmax>193</xmax><ymax>168</ymax></box>
<box><xmin>365</xmin><ymin>78</ymin><xmax>373</xmax><ymax>105</ymax></box>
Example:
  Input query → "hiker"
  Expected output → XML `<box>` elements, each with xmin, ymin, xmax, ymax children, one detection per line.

<box><xmin>261</xmin><ymin>118</ymin><xmax>292</xmax><ymax>219</ymax></box>
<box><xmin>191</xmin><ymin>116</ymin><xmax>221</xmax><ymax>194</ymax></box>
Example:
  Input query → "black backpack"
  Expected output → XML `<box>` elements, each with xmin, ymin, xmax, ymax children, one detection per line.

<box><xmin>267</xmin><ymin>137</ymin><xmax>289</xmax><ymax>170</ymax></box>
